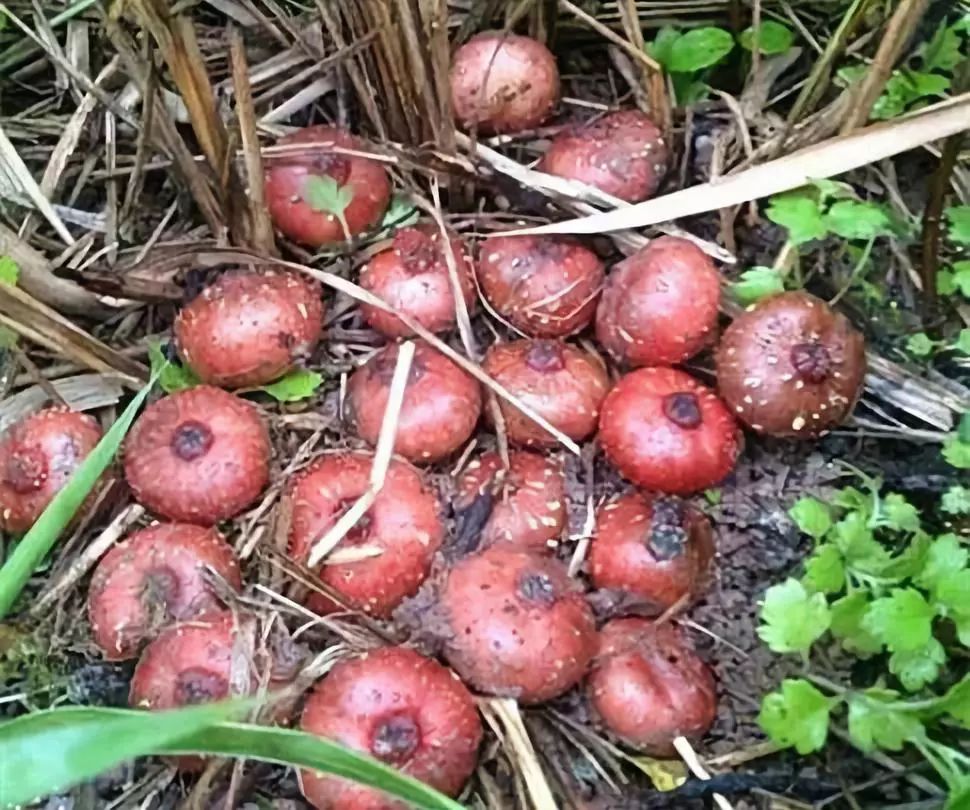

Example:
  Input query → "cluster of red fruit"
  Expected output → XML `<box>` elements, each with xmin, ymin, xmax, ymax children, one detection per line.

<box><xmin>0</xmin><ymin>31</ymin><xmax>869</xmax><ymax>810</ymax></box>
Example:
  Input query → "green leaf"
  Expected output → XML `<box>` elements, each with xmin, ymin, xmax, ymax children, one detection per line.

<box><xmin>905</xmin><ymin>71</ymin><xmax>951</xmax><ymax>97</ymax></box>
<box><xmin>947</xmin><ymin>206</ymin><xmax>970</xmax><ymax>245</ymax></box>
<box><xmin>939</xmin><ymin>675</ymin><xmax>970</xmax><ymax>727</ymax></box>
<box><xmin>937</xmin><ymin>261</ymin><xmax>970</xmax><ymax>297</ymax></box>
<box><xmin>906</xmin><ymin>332</ymin><xmax>937</xmax><ymax>357</ymax></box>
<box><xmin>377</xmin><ymin>195</ymin><xmax>419</xmax><ymax>234</ymax></box>
<box><xmin>941</xmin><ymin>486</ymin><xmax>970</xmax><ymax>515</ymax></box>
<box><xmin>824</xmin><ymin>200</ymin><xmax>894</xmax><ymax>240</ymax></box>
<box><xmin>645</xmin><ymin>26</ymin><xmax>680</xmax><ymax>67</ymax></box>
<box><xmin>766</xmin><ymin>193</ymin><xmax>827</xmax><ymax>244</ymax></box>
<box><xmin>921</xmin><ymin>19</ymin><xmax>964</xmax><ymax>72</ymax></box>
<box><xmin>758</xmin><ymin>679</ymin><xmax>834</xmax><ymax>754</ymax></box>
<box><xmin>934</xmin><ymin>569</ymin><xmax>970</xmax><ymax>640</ymax></box>
<box><xmin>260</xmin><ymin>369</ymin><xmax>324</xmax><ymax>402</ymax></box>
<box><xmin>833</xmin><ymin>512</ymin><xmax>892</xmax><ymax>574</ymax></box>
<box><xmin>672</xmin><ymin>75</ymin><xmax>712</xmax><ymax>105</ymax></box>
<box><xmin>833</xmin><ymin>485</ymin><xmax>873</xmax><ymax>517</ymax></box>
<box><xmin>665</xmin><ymin>27</ymin><xmax>734</xmax><ymax>72</ymax></box>
<box><xmin>789</xmin><ymin>496</ymin><xmax>832</xmax><ymax>539</ymax></box>
<box><xmin>0</xmin><ymin>256</ymin><xmax>19</xmax><ymax>286</ymax></box>
<box><xmin>0</xmin><ymin>376</ymin><xmax>155</xmax><ymax>617</ymax></box>
<box><xmin>847</xmin><ymin>694</ymin><xmax>925</xmax><ymax>752</ymax></box>
<box><xmin>879</xmin><ymin>532</ymin><xmax>930</xmax><ymax>581</ymax></box>
<box><xmin>147</xmin><ymin>341</ymin><xmax>199</xmax><ymax>394</ymax></box>
<box><xmin>889</xmin><ymin>637</ymin><xmax>946</xmax><ymax>691</ymax></box>
<box><xmin>952</xmin><ymin>330</ymin><xmax>970</xmax><ymax>356</ymax></box>
<box><xmin>739</xmin><ymin>21</ymin><xmax>794</xmax><ymax>54</ymax></box>
<box><xmin>863</xmin><ymin>588</ymin><xmax>936</xmax><ymax>653</ymax></box>
<box><xmin>730</xmin><ymin>267</ymin><xmax>785</xmax><ymax>306</ymax></box>
<box><xmin>918</xmin><ymin>534</ymin><xmax>968</xmax><ymax>592</ymax></box>
<box><xmin>803</xmin><ymin>544</ymin><xmax>845</xmax><ymax>594</ymax></box>
<box><xmin>758</xmin><ymin>578</ymin><xmax>831</xmax><ymax>654</ymax></box>
<box><xmin>881</xmin><ymin>493</ymin><xmax>921</xmax><ymax>533</ymax></box>
<box><xmin>830</xmin><ymin>592</ymin><xmax>883</xmax><ymax>655</ymax></box>
<box><xmin>304</xmin><ymin>175</ymin><xmax>354</xmax><ymax>216</ymax></box>
<box><xmin>810</xmin><ymin>178</ymin><xmax>857</xmax><ymax>203</ymax></box>
<box><xmin>703</xmin><ymin>488</ymin><xmax>722</xmax><ymax>505</ymax></box>
<box><xmin>942</xmin><ymin>436</ymin><xmax>970</xmax><ymax>469</ymax></box>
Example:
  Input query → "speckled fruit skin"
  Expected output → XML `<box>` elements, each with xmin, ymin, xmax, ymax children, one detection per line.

<box><xmin>360</xmin><ymin>225</ymin><xmax>476</xmax><ymax>338</ymax></box>
<box><xmin>450</xmin><ymin>32</ymin><xmax>560</xmax><ymax>134</ymax></box>
<box><xmin>440</xmin><ymin>547</ymin><xmax>596</xmax><ymax>703</ymax></box>
<box><xmin>88</xmin><ymin>523</ymin><xmax>242</xmax><ymax>661</ymax></box>
<box><xmin>483</xmin><ymin>340</ymin><xmax>610</xmax><ymax>448</ymax></box>
<box><xmin>589</xmin><ymin>493</ymin><xmax>714</xmax><ymax>612</ymax></box>
<box><xmin>300</xmin><ymin>647</ymin><xmax>482</xmax><ymax>810</ymax></box>
<box><xmin>456</xmin><ymin>451</ymin><xmax>566</xmax><ymax>554</ymax></box>
<box><xmin>175</xmin><ymin>271</ymin><xmax>323</xmax><ymax>388</ymax></box>
<box><xmin>285</xmin><ymin>452</ymin><xmax>443</xmax><ymax>617</ymax></box>
<box><xmin>588</xmin><ymin>618</ymin><xmax>717</xmax><ymax>756</ymax></box>
<box><xmin>348</xmin><ymin>343</ymin><xmax>482</xmax><ymax>464</ymax></box>
<box><xmin>264</xmin><ymin>125</ymin><xmax>391</xmax><ymax>247</ymax></box>
<box><xmin>0</xmin><ymin>408</ymin><xmax>102</xmax><ymax>534</ymax></box>
<box><xmin>716</xmin><ymin>291</ymin><xmax>866</xmax><ymax>437</ymax></box>
<box><xmin>539</xmin><ymin>110</ymin><xmax>669</xmax><ymax>202</ymax></box>
<box><xmin>599</xmin><ymin>367</ymin><xmax>739</xmax><ymax>494</ymax></box>
<box><xmin>124</xmin><ymin>387</ymin><xmax>271</xmax><ymax>525</ymax></box>
<box><xmin>595</xmin><ymin>237</ymin><xmax>721</xmax><ymax>367</ymax></box>
<box><xmin>478</xmin><ymin>235</ymin><xmax>604</xmax><ymax>337</ymax></box>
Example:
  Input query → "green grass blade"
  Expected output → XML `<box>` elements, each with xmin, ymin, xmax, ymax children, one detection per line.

<box><xmin>0</xmin><ymin>377</ymin><xmax>154</xmax><ymax>618</ymax></box>
<box><xmin>0</xmin><ymin>702</ymin><xmax>247</xmax><ymax>808</ymax></box>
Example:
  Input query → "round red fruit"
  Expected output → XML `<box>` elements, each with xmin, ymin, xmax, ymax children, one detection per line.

<box><xmin>456</xmin><ymin>451</ymin><xmax>566</xmax><ymax>553</ymax></box>
<box><xmin>175</xmin><ymin>271</ymin><xmax>323</xmax><ymax>388</ymax></box>
<box><xmin>0</xmin><ymin>408</ymin><xmax>102</xmax><ymax>534</ymax></box>
<box><xmin>595</xmin><ymin>237</ymin><xmax>721</xmax><ymax>367</ymax></box>
<box><xmin>599</xmin><ymin>367</ymin><xmax>739</xmax><ymax>494</ymax></box>
<box><xmin>88</xmin><ymin>523</ymin><xmax>242</xmax><ymax>660</ymax></box>
<box><xmin>359</xmin><ymin>224</ymin><xmax>476</xmax><ymax>337</ymax></box>
<box><xmin>440</xmin><ymin>547</ymin><xmax>596</xmax><ymax>703</ymax></box>
<box><xmin>483</xmin><ymin>339</ymin><xmax>609</xmax><ymax>448</ymax></box>
<box><xmin>588</xmin><ymin>618</ymin><xmax>717</xmax><ymax>756</ymax></box>
<box><xmin>300</xmin><ymin>646</ymin><xmax>482</xmax><ymax>810</ymax></box>
<box><xmin>589</xmin><ymin>493</ymin><xmax>713</xmax><ymax>612</ymax></box>
<box><xmin>265</xmin><ymin>125</ymin><xmax>391</xmax><ymax>247</ymax></box>
<box><xmin>285</xmin><ymin>452</ymin><xmax>443</xmax><ymax>617</ymax></box>
<box><xmin>716</xmin><ymin>291</ymin><xmax>866</xmax><ymax>437</ymax></box>
<box><xmin>539</xmin><ymin>110</ymin><xmax>668</xmax><ymax>202</ymax></box>
<box><xmin>124</xmin><ymin>387</ymin><xmax>271</xmax><ymax>525</ymax></box>
<box><xmin>348</xmin><ymin>342</ymin><xmax>482</xmax><ymax>464</ymax></box>
<box><xmin>450</xmin><ymin>32</ymin><xmax>560</xmax><ymax>134</ymax></box>
<box><xmin>478</xmin><ymin>235</ymin><xmax>604</xmax><ymax>337</ymax></box>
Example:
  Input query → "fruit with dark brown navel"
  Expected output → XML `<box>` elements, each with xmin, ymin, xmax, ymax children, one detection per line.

<box><xmin>716</xmin><ymin>291</ymin><xmax>866</xmax><ymax>437</ymax></box>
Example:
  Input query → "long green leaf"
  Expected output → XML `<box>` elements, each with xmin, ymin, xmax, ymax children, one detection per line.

<box><xmin>0</xmin><ymin>376</ymin><xmax>155</xmax><ymax>617</ymax></box>
<box><xmin>0</xmin><ymin>702</ymin><xmax>246</xmax><ymax>807</ymax></box>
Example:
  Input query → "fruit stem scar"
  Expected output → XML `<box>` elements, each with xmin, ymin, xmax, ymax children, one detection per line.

<box><xmin>663</xmin><ymin>392</ymin><xmax>702</xmax><ymax>429</ymax></box>
<box><xmin>171</xmin><ymin>421</ymin><xmax>214</xmax><ymax>461</ymax></box>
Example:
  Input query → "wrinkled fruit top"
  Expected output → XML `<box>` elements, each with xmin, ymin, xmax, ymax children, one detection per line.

<box><xmin>300</xmin><ymin>646</ymin><xmax>482</xmax><ymax>810</ymax></box>
<box><xmin>596</xmin><ymin>236</ymin><xmax>721</xmax><ymax>367</ymax></box>
<box><xmin>716</xmin><ymin>291</ymin><xmax>866</xmax><ymax>437</ymax></box>
<box><xmin>176</xmin><ymin>270</ymin><xmax>323</xmax><ymax>388</ymax></box>
<box><xmin>599</xmin><ymin>367</ymin><xmax>740</xmax><ymax>494</ymax></box>
<box><xmin>539</xmin><ymin>110</ymin><xmax>669</xmax><ymax>203</ymax></box>
<box><xmin>359</xmin><ymin>224</ymin><xmax>477</xmax><ymax>337</ymax></box>
<box><xmin>450</xmin><ymin>32</ymin><xmax>560</xmax><ymax>134</ymax></box>
<box><xmin>124</xmin><ymin>386</ymin><xmax>271</xmax><ymax>525</ymax></box>
<box><xmin>285</xmin><ymin>452</ymin><xmax>443</xmax><ymax>617</ymax></box>
<box><xmin>441</xmin><ymin>546</ymin><xmax>596</xmax><ymax>703</ymax></box>
<box><xmin>0</xmin><ymin>408</ymin><xmax>102</xmax><ymax>534</ymax></box>
<box><xmin>89</xmin><ymin>522</ymin><xmax>242</xmax><ymax>660</ymax></box>
<box><xmin>264</xmin><ymin>125</ymin><xmax>391</xmax><ymax>247</ymax></box>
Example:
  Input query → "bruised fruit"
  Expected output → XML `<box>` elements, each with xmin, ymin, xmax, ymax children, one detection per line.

<box><xmin>599</xmin><ymin>367</ymin><xmax>739</xmax><ymax>495</ymax></box>
<box><xmin>716</xmin><ymin>291</ymin><xmax>866</xmax><ymax>437</ymax></box>
<box><xmin>539</xmin><ymin>110</ymin><xmax>668</xmax><ymax>202</ymax></box>
<box><xmin>265</xmin><ymin>125</ymin><xmax>391</xmax><ymax>246</ymax></box>
<box><xmin>456</xmin><ymin>451</ymin><xmax>565</xmax><ymax>553</ymax></box>
<box><xmin>348</xmin><ymin>342</ymin><xmax>482</xmax><ymax>463</ymax></box>
<box><xmin>588</xmin><ymin>618</ymin><xmax>717</xmax><ymax>756</ymax></box>
<box><xmin>483</xmin><ymin>339</ymin><xmax>609</xmax><ymax>448</ymax></box>
<box><xmin>124</xmin><ymin>387</ymin><xmax>271</xmax><ymax>525</ymax></box>
<box><xmin>590</xmin><ymin>493</ymin><xmax>713</xmax><ymax>613</ymax></box>
<box><xmin>450</xmin><ymin>32</ymin><xmax>560</xmax><ymax>134</ymax></box>
<box><xmin>300</xmin><ymin>646</ymin><xmax>482</xmax><ymax>810</ymax></box>
<box><xmin>440</xmin><ymin>547</ymin><xmax>596</xmax><ymax>703</ymax></box>
<box><xmin>478</xmin><ymin>235</ymin><xmax>604</xmax><ymax>337</ymax></box>
<box><xmin>0</xmin><ymin>408</ymin><xmax>102</xmax><ymax>534</ymax></box>
<box><xmin>175</xmin><ymin>271</ymin><xmax>323</xmax><ymax>388</ymax></box>
<box><xmin>88</xmin><ymin>523</ymin><xmax>242</xmax><ymax>660</ymax></box>
<box><xmin>595</xmin><ymin>237</ymin><xmax>721</xmax><ymax>367</ymax></box>
<box><xmin>359</xmin><ymin>224</ymin><xmax>476</xmax><ymax>337</ymax></box>
<box><xmin>285</xmin><ymin>452</ymin><xmax>443</xmax><ymax>617</ymax></box>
